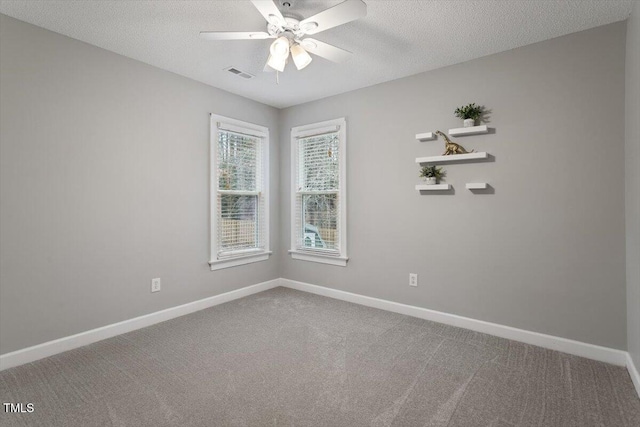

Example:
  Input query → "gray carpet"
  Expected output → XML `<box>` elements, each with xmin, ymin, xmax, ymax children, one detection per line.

<box><xmin>1</xmin><ymin>287</ymin><xmax>639</xmax><ymax>427</ymax></box>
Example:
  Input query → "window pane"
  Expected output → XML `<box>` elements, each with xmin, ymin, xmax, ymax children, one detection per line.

<box><xmin>218</xmin><ymin>194</ymin><xmax>259</xmax><ymax>252</ymax></box>
<box><xmin>218</xmin><ymin>131</ymin><xmax>259</xmax><ymax>191</ymax></box>
<box><xmin>301</xmin><ymin>193</ymin><xmax>338</xmax><ymax>251</ymax></box>
<box><xmin>298</xmin><ymin>133</ymin><xmax>339</xmax><ymax>191</ymax></box>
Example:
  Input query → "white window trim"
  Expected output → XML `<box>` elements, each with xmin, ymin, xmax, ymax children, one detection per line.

<box><xmin>289</xmin><ymin>117</ymin><xmax>348</xmax><ymax>267</ymax></box>
<box><xmin>209</xmin><ymin>114</ymin><xmax>271</xmax><ymax>271</ymax></box>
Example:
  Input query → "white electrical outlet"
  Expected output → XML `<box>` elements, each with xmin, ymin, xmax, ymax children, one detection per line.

<box><xmin>151</xmin><ymin>278</ymin><xmax>161</xmax><ymax>293</ymax></box>
<box><xmin>409</xmin><ymin>273</ymin><xmax>418</xmax><ymax>287</ymax></box>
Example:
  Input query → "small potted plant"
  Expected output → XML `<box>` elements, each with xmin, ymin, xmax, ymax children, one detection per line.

<box><xmin>419</xmin><ymin>165</ymin><xmax>445</xmax><ymax>185</ymax></box>
<box><xmin>454</xmin><ymin>103</ymin><xmax>483</xmax><ymax>128</ymax></box>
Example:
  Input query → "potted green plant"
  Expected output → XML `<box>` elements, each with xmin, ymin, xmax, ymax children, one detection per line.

<box><xmin>419</xmin><ymin>165</ymin><xmax>445</xmax><ymax>185</ymax></box>
<box><xmin>454</xmin><ymin>103</ymin><xmax>483</xmax><ymax>128</ymax></box>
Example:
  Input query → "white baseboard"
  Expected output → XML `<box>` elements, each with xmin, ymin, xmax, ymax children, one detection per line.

<box><xmin>627</xmin><ymin>353</ymin><xmax>640</xmax><ymax>398</ymax></box>
<box><xmin>0</xmin><ymin>278</ymin><xmax>281</xmax><ymax>371</ymax></box>
<box><xmin>3</xmin><ymin>276</ymin><xmax>638</xmax><ymax>399</ymax></box>
<box><xmin>279</xmin><ymin>279</ymin><xmax>629</xmax><ymax>367</ymax></box>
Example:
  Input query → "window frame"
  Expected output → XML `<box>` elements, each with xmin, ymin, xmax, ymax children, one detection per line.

<box><xmin>289</xmin><ymin>117</ymin><xmax>348</xmax><ymax>267</ymax></box>
<box><xmin>209</xmin><ymin>114</ymin><xmax>270</xmax><ymax>271</ymax></box>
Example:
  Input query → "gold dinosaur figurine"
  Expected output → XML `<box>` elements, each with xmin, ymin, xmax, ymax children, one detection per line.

<box><xmin>435</xmin><ymin>130</ymin><xmax>474</xmax><ymax>155</ymax></box>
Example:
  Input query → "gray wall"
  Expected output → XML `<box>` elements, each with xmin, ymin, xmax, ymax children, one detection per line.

<box><xmin>626</xmin><ymin>2</ymin><xmax>640</xmax><ymax>368</ymax></box>
<box><xmin>279</xmin><ymin>23</ymin><xmax>628</xmax><ymax>349</ymax></box>
<box><xmin>0</xmin><ymin>14</ymin><xmax>631</xmax><ymax>355</ymax></box>
<box><xmin>0</xmin><ymin>15</ymin><xmax>280</xmax><ymax>354</ymax></box>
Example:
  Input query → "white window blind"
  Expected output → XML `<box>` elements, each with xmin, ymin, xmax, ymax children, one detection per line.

<box><xmin>210</xmin><ymin>115</ymin><xmax>269</xmax><ymax>270</ymax></box>
<box><xmin>295</xmin><ymin>132</ymin><xmax>340</xmax><ymax>254</ymax></box>
<box><xmin>217</xmin><ymin>129</ymin><xmax>264</xmax><ymax>256</ymax></box>
<box><xmin>290</xmin><ymin>118</ymin><xmax>347</xmax><ymax>266</ymax></box>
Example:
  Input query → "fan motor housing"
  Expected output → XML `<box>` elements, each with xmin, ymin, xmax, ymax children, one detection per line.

<box><xmin>283</xmin><ymin>17</ymin><xmax>301</xmax><ymax>28</ymax></box>
<box><xmin>268</xmin><ymin>17</ymin><xmax>304</xmax><ymax>39</ymax></box>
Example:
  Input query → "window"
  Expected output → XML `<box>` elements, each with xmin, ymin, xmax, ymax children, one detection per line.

<box><xmin>290</xmin><ymin>118</ymin><xmax>348</xmax><ymax>266</ymax></box>
<box><xmin>209</xmin><ymin>115</ymin><xmax>270</xmax><ymax>270</ymax></box>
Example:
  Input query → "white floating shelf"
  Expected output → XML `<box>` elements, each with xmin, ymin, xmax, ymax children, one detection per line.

<box><xmin>466</xmin><ymin>182</ymin><xmax>488</xmax><ymax>190</ymax></box>
<box><xmin>449</xmin><ymin>125</ymin><xmax>489</xmax><ymax>136</ymax></box>
<box><xmin>415</xmin><ymin>132</ymin><xmax>436</xmax><ymax>141</ymax></box>
<box><xmin>415</xmin><ymin>184</ymin><xmax>451</xmax><ymax>191</ymax></box>
<box><xmin>416</xmin><ymin>152</ymin><xmax>488</xmax><ymax>164</ymax></box>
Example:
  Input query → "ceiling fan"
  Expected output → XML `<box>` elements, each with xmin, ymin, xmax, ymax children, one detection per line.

<box><xmin>200</xmin><ymin>0</ymin><xmax>367</xmax><ymax>73</ymax></box>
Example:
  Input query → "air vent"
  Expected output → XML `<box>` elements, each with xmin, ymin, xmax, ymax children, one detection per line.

<box><xmin>224</xmin><ymin>67</ymin><xmax>255</xmax><ymax>80</ymax></box>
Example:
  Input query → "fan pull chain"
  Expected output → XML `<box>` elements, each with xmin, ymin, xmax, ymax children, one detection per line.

<box><xmin>276</xmin><ymin>71</ymin><xmax>279</xmax><ymax>85</ymax></box>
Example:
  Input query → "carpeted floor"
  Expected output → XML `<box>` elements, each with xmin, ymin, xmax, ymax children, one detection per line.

<box><xmin>1</xmin><ymin>287</ymin><xmax>639</xmax><ymax>426</ymax></box>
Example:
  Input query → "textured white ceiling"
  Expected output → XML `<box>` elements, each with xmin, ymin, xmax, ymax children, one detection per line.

<box><xmin>0</xmin><ymin>0</ymin><xmax>634</xmax><ymax>108</ymax></box>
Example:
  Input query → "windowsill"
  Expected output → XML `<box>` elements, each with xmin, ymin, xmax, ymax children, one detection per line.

<box><xmin>209</xmin><ymin>251</ymin><xmax>272</xmax><ymax>271</ymax></box>
<box><xmin>288</xmin><ymin>250</ymin><xmax>348</xmax><ymax>267</ymax></box>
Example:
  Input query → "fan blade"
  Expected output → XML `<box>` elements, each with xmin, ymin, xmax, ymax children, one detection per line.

<box><xmin>301</xmin><ymin>38</ymin><xmax>352</xmax><ymax>63</ymax></box>
<box><xmin>299</xmin><ymin>0</ymin><xmax>366</xmax><ymax>35</ymax></box>
<box><xmin>250</xmin><ymin>0</ymin><xmax>286</xmax><ymax>27</ymax></box>
<box><xmin>200</xmin><ymin>31</ymin><xmax>273</xmax><ymax>40</ymax></box>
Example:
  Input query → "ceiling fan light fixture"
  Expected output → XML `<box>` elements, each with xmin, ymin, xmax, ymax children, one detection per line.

<box><xmin>267</xmin><ymin>53</ymin><xmax>287</xmax><ymax>72</ymax></box>
<box><xmin>270</xmin><ymin>36</ymin><xmax>290</xmax><ymax>58</ymax></box>
<box><xmin>291</xmin><ymin>43</ymin><xmax>312</xmax><ymax>70</ymax></box>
